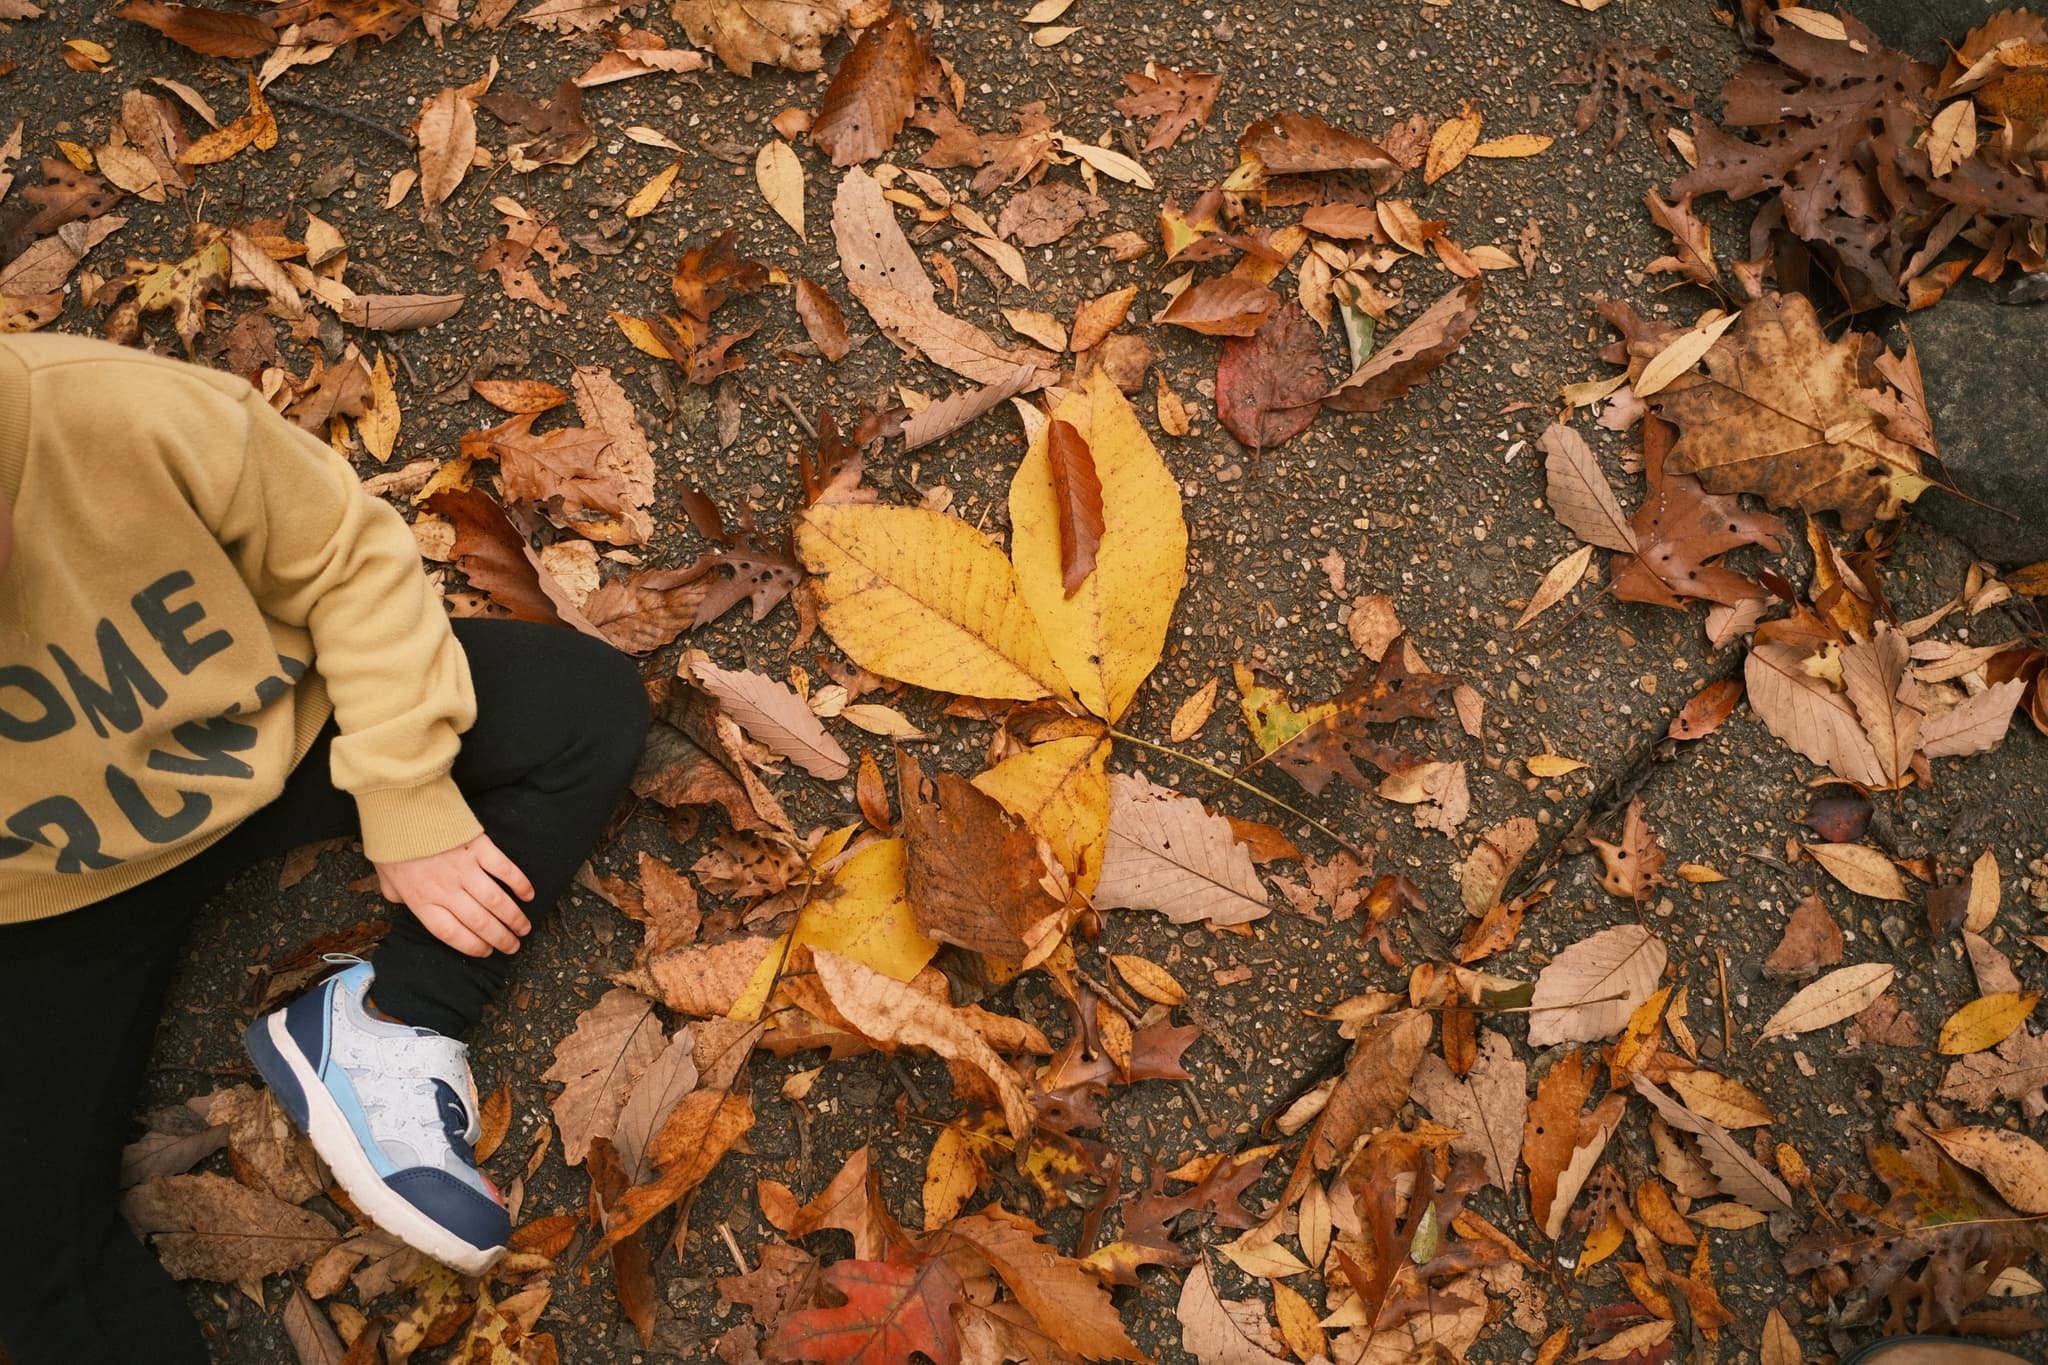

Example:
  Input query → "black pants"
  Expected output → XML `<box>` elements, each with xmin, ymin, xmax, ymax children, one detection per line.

<box><xmin>0</xmin><ymin>618</ymin><xmax>648</xmax><ymax>1365</ymax></box>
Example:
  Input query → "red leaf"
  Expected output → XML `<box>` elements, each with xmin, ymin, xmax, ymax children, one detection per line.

<box><xmin>1215</xmin><ymin>301</ymin><xmax>1327</xmax><ymax>450</ymax></box>
<box><xmin>1047</xmin><ymin>418</ymin><xmax>1105</xmax><ymax>596</ymax></box>
<box><xmin>766</xmin><ymin>1249</ymin><xmax>964</xmax><ymax>1365</ymax></box>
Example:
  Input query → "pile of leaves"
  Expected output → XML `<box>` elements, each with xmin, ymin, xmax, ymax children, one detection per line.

<box><xmin>1681</xmin><ymin>4</ymin><xmax>2048</xmax><ymax>309</ymax></box>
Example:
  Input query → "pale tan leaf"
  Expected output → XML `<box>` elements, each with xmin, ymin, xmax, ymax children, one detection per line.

<box><xmin>832</xmin><ymin>168</ymin><xmax>1057</xmax><ymax>388</ymax></box>
<box><xmin>1759</xmin><ymin>962</ymin><xmax>1897</xmax><ymax>1040</ymax></box>
<box><xmin>1965</xmin><ymin>848</ymin><xmax>2002</xmax><ymax>933</ymax></box>
<box><xmin>1411</xmin><ymin>1029</ymin><xmax>1528</xmax><ymax>1189</ymax></box>
<box><xmin>1802</xmin><ymin>842</ymin><xmax>1908</xmax><ymax>901</ymax></box>
<box><xmin>1630</xmin><ymin>1078</ymin><xmax>1793</xmax><ymax>1212</ymax></box>
<box><xmin>1527</xmin><ymin>754</ymin><xmax>1588</xmax><ymax>777</ymax></box>
<box><xmin>1762</xmin><ymin>1309</ymin><xmax>1800</xmax><ymax>1365</ymax></box>
<box><xmin>539</xmin><ymin>987</ymin><xmax>666</xmax><ymax>1167</ymax></box>
<box><xmin>1515</xmin><ymin>544</ymin><xmax>1594</xmax><ymax>629</ymax></box>
<box><xmin>1667</xmin><ymin>1070</ymin><xmax>1774</xmax><ymax>1128</ymax></box>
<box><xmin>1527</xmin><ymin>924</ymin><xmax>1667</xmax><ymax>1047</ymax></box>
<box><xmin>1841</xmin><ymin>627</ymin><xmax>1921</xmax><ymax>786</ymax></box>
<box><xmin>611</xmin><ymin>1025</ymin><xmax>698</xmax><ymax>1186</ymax></box>
<box><xmin>1169</xmin><ymin>677</ymin><xmax>1220</xmax><ymax>742</ymax></box>
<box><xmin>1176</xmin><ymin>1259</ymin><xmax>1289</xmax><ymax>1365</ymax></box>
<box><xmin>1634</xmin><ymin>310</ymin><xmax>1739</xmax><ymax>398</ymax></box>
<box><xmin>756</xmin><ymin>138</ymin><xmax>806</xmax><ymax>239</ymax></box>
<box><xmin>1458</xmin><ymin>816</ymin><xmax>1537</xmax><ymax>916</ymax></box>
<box><xmin>1092</xmin><ymin>772</ymin><xmax>1269</xmax><ymax>926</ymax></box>
<box><xmin>1921</xmin><ymin>679</ymin><xmax>2025</xmax><ymax>759</ymax></box>
<box><xmin>331</xmin><ymin>292</ymin><xmax>466</xmax><ymax>331</ymax></box>
<box><xmin>688</xmin><ymin>655</ymin><xmax>850</xmax><ymax>780</ymax></box>
<box><xmin>812</xmin><ymin>951</ymin><xmax>1033</xmax><ymax>1137</ymax></box>
<box><xmin>415</xmin><ymin>70</ymin><xmax>489</xmax><ymax>210</ymax></box>
<box><xmin>1929</xmin><ymin>1127</ymin><xmax>2048</xmax><ymax>1213</ymax></box>
<box><xmin>1283</xmin><ymin>1010</ymin><xmax>1432</xmax><ymax>1204</ymax></box>
<box><xmin>1539</xmin><ymin>422</ymin><xmax>1636</xmax><ymax>552</ymax></box>
<box><xmin>1775</xmin><ymin>7</ymin><xmax>1848</xmax><ymax>39</ymax></box>
<box><xmin>1926</xmin><ymin>100</ymin><xmax>1978</xmax><ymax>178</ymax></box>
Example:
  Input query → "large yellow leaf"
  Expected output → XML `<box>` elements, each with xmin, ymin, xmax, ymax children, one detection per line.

<box><xmin>795</xmin><ymin>503</ymin><xmax>1069</xmax><ymax>702</ymax></box>
<box><xmin>971</xmin><ymin>732</ymin><xmax>1111</xmax><ymax>895</ymax></box>
<box><xmin>1008</xmin><ymin>367</ymin><xmax>1187</xmax><ymax>722</ymax></box>
<box><xmin>729</xmin><ymin>837</ymin><xmax>939</xmax><ymax>1019</ymax></box>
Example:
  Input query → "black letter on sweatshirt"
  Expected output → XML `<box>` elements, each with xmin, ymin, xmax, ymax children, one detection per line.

<box><xmin>47</xmin><ymin>620</ymin><xmax>168</xmax><ymax>738</ymax></box>
<box><xmin>146</xmin><ymin>712</ymin><xmax>259</xmax><ymax>780</ymax></box>
<box><xmin>106</xmin><ymin>765</ymin><xmax>211</xmax><ymax>845</ymax></box>
<box><xmin>0</xmin><ymin>666</ymin><xmax>74</xmax><ymax>742</ymax></box>
<box><xmin>3</xmin><ymin>796</ymin><xmax>118</xmax><ymax>873</ymax></box>
<box><xmin>132</xmin><ymin>571</ymin><xmax>233</xmax><ymax>675</ymax></box>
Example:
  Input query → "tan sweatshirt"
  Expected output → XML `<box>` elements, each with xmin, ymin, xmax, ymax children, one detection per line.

<box><xmin>0</xmin><ymin>332</ymin><xmax>482</xmax><ymax>925</ymax></box>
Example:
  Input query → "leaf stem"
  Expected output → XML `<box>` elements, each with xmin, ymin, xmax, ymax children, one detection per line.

<box><xmin>1108</xmin><ymin>728</ymin><xmax>1363</xmax><ymax>856</ymax></box>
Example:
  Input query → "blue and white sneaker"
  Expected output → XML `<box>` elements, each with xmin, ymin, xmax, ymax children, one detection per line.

<box><xmin>243</xmin><ymin>959</ymin><xmax>509</xmax><ymax>1275</ymax></box>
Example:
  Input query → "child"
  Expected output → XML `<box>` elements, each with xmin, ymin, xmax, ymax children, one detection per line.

<box><xmin>0</xmin><ymin>331</ymin><xmax>650</xmax><ymax>1364</ymax></box>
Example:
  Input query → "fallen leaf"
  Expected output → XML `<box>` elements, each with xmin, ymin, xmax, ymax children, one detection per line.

<box><xmin>1155</xmin><ymin>276</ymin><xmax>1279</xmax><ymax>336</ymax></box>
<box><xmin>1763</xmin><ymin>895</ymin><xmax>1844</xmax><ymax>979</ymax></box>
<box><xmin>540</xmin><ymin>988</ymin><xmax>665</xmax><ymax>1167</ymax></box>
<box><xmin>1069</xmin><ymin>284</ymin><xmax>1136</xmax><ymax>353</ymax></box>
<box><xmin>1009</xmin><ymin>367</ymin><xmax>1187</xmax><ymax>722</ymax></box>
<box><xmin>1112</xmin><ymin>954</ymin><xmax>1188</xmax><ymax>1006</ymax></box>
<box><xmin>1803</xmin><ymin>842</ymin><xmax>1909</xmax><ymax>901</ymax></box>
<box><xmin>1215</xmin><ymin>300</ymin><xmax>1326</xmax><ymax>450</ymax></box>
<box><xmin>1668</xmin><ymin>1070</ymin><xmax>1774</xmax><ymax>1128</ymax></box>
<box><xmin>1524</xmin><ymin>1050</ymin><xmax>1626</xmax><ymax>1240</ymax></box>
<box><xmin>1170</xmin><ymin>678</ymin><xmax>1220</xmax><ymax>742</ymax></box>
<box><xmin>1411</xmin><ymin>1030</ymin><xmax>1528</xmax><ymax>1189</ymax></box>
<box><xmin>811</xmin><ymin>10</ymin><xmax>926</xmax><ymax>166</ymax></box>
<box><xmin>1964</xmin><ymin>848</ymin><xmax>2002</xmax><ymax>932</ymax></box>
<box><xmin>1928</xmin><ymin>1127</ymin><xmax>2048</xmax><ymax>1213</ymax></box>
<box><xmin>674</xmin><ymin>0</ymin><xmax>842</xmax><ymax>75</ymax></box>
<box><xmin>1651</xmin><ymin>294</ymin><xmax>1931</xmax><ymax>529</ymax></box>
<box><xmin>768</xmin><ymin>1248</ymin><xmax>965</xmax><ymax>1365</ymax></box>
<box><xmin>795</xmin><ymin>502</ymin><xmax>1067</xmax><ymax>703</ymax></box>
<box><xmin>1458</xmin><ymin>816</ymin><xmax>1537</xmax><ymax>916</ymax></box>
<box><xmin>1240</xmin><ymin>111</ymin><xmax>1397</xmax><ymax>174</ymax></box>
<box><xmin>1116</xmin><ymin>66</ymin><xmax>1221</xmax><ymax>151</ymax></box>
<box><xmin>901</xmin><ymin>754</ymin><xmax>1066</xmax><ymax>962</ymax></box>
<box><xmin>117</xmin><ymin>1</ymin><xmax>275</xmax><ymax>57</ymax></box>
<box><xmin>1424</xmin><ymin>101</ymin><xmax>1483</xmax><ymax>184</ymax></box>
<box><xmin>1939</xmin><ymin>993</ymin><xmax>2039</xmax><ymax>1056</ymax></box>
<box><xmin>1669</xmin><ymin>676</ymin><xmax>1743</xmax><ymax>742</ymax></box>
<box><xmin>121</xmin><ymin>1173</ymin><xmax>339</xmax><ymax>1281</ymax></box>
<box><xmin>1589</xmin><ymin>796</ymin><xmax>1665</xmax><ymax>901</ymax></box>
<box><xmin>1539</xmin><ymin>422</ymin><xmax>1636</xmax><ymax>552</ymax></box>
<box><xmin>1528</xmin><ymin>924</ymin><xmax>1667</xmax><ymax>1047</ymax></box>
<box><xmin>1284</xmin><ymin>1010</ymin><xmax>1431</xmax><ymax>1203</ymax></box>
<box><xmin>1176</xmin><ymin>1259</ymin><xmax>1289</xmax><ymax>1365</ymax></box>
<box><xmin>1326</xmin><ymin>277</ymin><xmax>1482</xmax><ymax>412</ymax></box>
<box><xmin>832</xmin><ymin>168</ymin><xmax>1057</xmax><ymax>387</ymax></box>
<box><xmin>813</xmin><ymin>950</ymin><xmax>1033</xmax><ymax>1137</ymax></box>
<box><xmin>689</xmin><ymin>656</ymin><xmax>851</xmax><ymax>780</ymax></box>
<box><xmin>1526</xmin><ymin>753</ymin><xmax>1587</xmax><ymax>777</ymax></box>
<box><xmin>415</xmin><ymin>68</ymin><xmax>490</xmax><ymax>210</ymax></box>
<box><xmin>1469</xmin><ymin>132</ymin><xmax>1555</xmax><ymax>157</ymax></box>
<box><xmin>793</xmin><ymin>277</ymin><xmax>851</xmax><ymax>361</ymax></box>
<box><xmin>1094</xmin><ymin>773</ymin><xmax>1269</xmax><ymax>926</ymax></box>
<box><xmin>1759</xmin><ymin>962</ymin><xmax>1898</xmax><ymax>1040</ymax></box>
<box><xmin>1630</xmin><ymin>1078</ymin><xmax>1793</xmax><ymax>1212</ymax></box>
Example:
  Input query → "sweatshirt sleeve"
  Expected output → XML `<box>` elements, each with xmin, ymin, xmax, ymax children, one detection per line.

<box><xmin>213</xmin><ymin>385</ymin><xmax>484</xmax><ymax>863</ymax></box>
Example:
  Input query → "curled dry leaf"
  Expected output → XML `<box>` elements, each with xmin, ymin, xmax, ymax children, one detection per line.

<box><xmin>812</xmin><ymin>950</ymin><xmax>1034</xmax><ymax>1138</ymax></box>
<box><xmin>1155</xmin><ymin>276</ymin><xmax>1279</xmax><ymax>337</ymax></box>
<box><xmin>1630</xmin><ymin>1078</ymin><xmax>1793</xmax><ymax>1212</ymax></box>
<box><xmin>1927</xmin><ymin>1127</ymin><xmax>2048</xmax><ymax>1214</ymax></box>
<box><xmin>793</xmin><ymin>277</ymin><xmax>851</xmax><ymax>361</ymax></box>
<box><xmin>673</xmin><ymin>0</ymin><xmax>845</xmax><ymax>76</ymax></box>
<box><xmin>1326</xmin><ymin>277</ymin><xmax>1482</xmax><ymax>412</ymax></box>
<box><xmin>1763</xmin><ymin>895</ymin><xmax>1844</xmax><ymax>979</ymax></box>
<box><xmin>1046</xmin><ymin>418</ymin><xmax>1106</xmax><ymax>596</ymax></box>
<box><xmin>1240</xmin><ymin>111</ymin><xmax>1397</xmax><ymax>174</ymax></box>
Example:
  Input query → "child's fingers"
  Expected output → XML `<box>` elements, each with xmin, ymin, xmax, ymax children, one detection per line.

<box><xmin>473</xmin><ymin>837</ymin><xmax>535</xmax><ymax>901</ymax></box>
<box><xmin>465</xmin><ymin>870</ymin><xmax>531</xmax><ymax>938</ymax></box>
<box><xmin>420</xmin><ymin>903</ymin><xmax>495</xmax><ymax>958</ymax></box>
<box><xmin>450</xmin><ymin>891</ymin><xmax>521</xmax><ymax>954</ymax></box>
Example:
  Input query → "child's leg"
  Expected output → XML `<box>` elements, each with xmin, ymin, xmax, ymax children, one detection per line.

<box><xmin>362</xmin><ymin>617</ymin><xmax>648</xmax><ymax>1036</ymax></box>
<box><xmin>0</xmin><ymin>872</ymin><xmax>233</xmax><ymax>1364</ymax></box>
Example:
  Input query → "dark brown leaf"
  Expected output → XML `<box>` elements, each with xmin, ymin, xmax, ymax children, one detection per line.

<box><xmin>1609</xmin><ymin>415</ymin><xmax>1788</xmax><ymax>610</ymax></box>
<box><xmin>1802</xmin><ymin>788</ymin><xmax>1874</xmax><ymax>843</ymax></box>
<box><xmin>420</xmin><ymin>487</ymin><xmax>598</xmax><ymax>634</ymax></box>
<box><xmin>1325</xmin><ymin>277</ymin><xmax>1481</xmax><ymax>412</ymax></box>
<box><xmin>1215</xmin><ymin>300</ymin><xmax>1327</xmax><ymax>450</ymax></box>
<box><xmin>995</xmin><ymin>180</ymin><xmax>1107</xmax><ymax>248</ymax></box>
<box><xmin>899</xmin><ymin>753</ymin><xmax>1065</xmax><ymax>962</ymax></box>
<box><xmin>117</xmin><ymin>1</ymin><xmax>276</xmax><ymax>57</ymax></box>
<box><xmin>810</xmin><ymin>10</ymin><xmax>927</xmax><ymax>167</ymax></box>
<box><xmin>1046</xmin><ymin>418</ymin><xmax>1105</xmax><ymax>596</ymax></box>
<box><xmin>671</xmin><ymin>229</ymin><xmax>769</xmax><ymax>321</ymax></box>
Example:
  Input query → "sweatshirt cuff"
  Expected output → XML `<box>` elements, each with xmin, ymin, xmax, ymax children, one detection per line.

<box><xmin>353</xmin><ymin>775</ymin><xmax>485</xmax><ymax>864</ymax></box>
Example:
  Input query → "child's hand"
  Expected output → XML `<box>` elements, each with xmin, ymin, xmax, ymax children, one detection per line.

<box><xmin>372</xmin><ymin>834</ymin><xmax>536</xmax><ymax>957</ymax></box>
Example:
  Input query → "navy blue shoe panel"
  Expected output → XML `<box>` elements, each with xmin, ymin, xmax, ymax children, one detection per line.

<box><xmin>385</xmin><ymin>1168</ymin><xmax>510</xmax><ymax>1251</ymax></box>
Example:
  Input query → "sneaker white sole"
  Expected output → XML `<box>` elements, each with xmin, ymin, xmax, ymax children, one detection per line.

<box><xmin>260</xmin><ymin>1011</ymin><xmax>505</xmax><ymax>1277</ymax></box>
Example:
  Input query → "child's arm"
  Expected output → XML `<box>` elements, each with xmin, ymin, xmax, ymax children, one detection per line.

<box><xmin>208</xmin><ymin>383</ymin><xmax>486</xmax><ymax>866</ymax></box>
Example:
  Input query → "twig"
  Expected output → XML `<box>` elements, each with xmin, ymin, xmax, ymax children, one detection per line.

<box><xmin>1108</xmin><ymin>727</ymin><xmax>1363</xmax><ymax>857</ymax></box>
<box><xmin>1076</xmin><ymin>967</ymin><xmax>1146</xmax><ymax>1025</ymax></box>
<box><xmin>717</xmin><ymin>1222</ymin><xmax>750</xmax><ymax>1275</ymax></box>
<box><xmin>1717</xmin><ymin>947</ymin><xmax>1735</xmax><ymax>1055</ymax></box>
<box><xmin>886</xmin><ymin>1058</ymin><xmax>925</xmax><ymax>1109</ymax></box>
<box><xmin>1178</xmin><ymin>1080</ymin><xmax>1210</xmax><ymax>1125</ymax></box>
<box><xmin>205</xmin><ymin>61</ymin><xmax>412</xmax><ymax>150</ymax></box>
<box><xmin>773</xmin><ymin>386</ymin><xmax>817</xmax><ymax>439</ymax></box>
